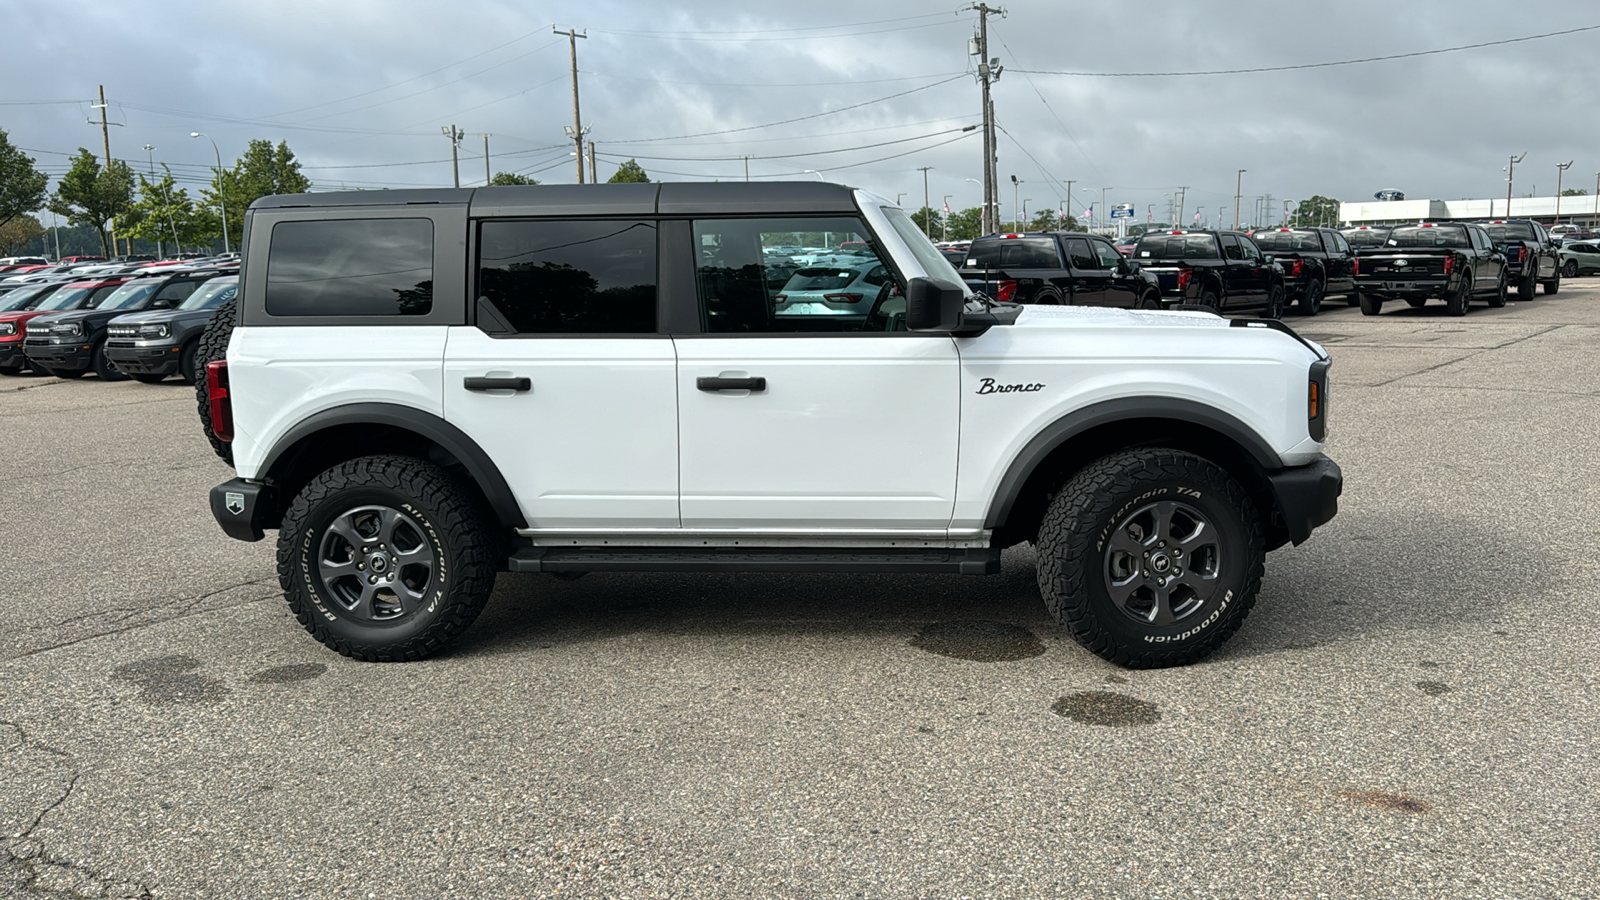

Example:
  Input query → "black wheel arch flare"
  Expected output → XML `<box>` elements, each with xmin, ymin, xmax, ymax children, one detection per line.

<box><xmin>256</xmin><ymin>403</ymin><xmax>526</xmax><ymax>531</ymax></box>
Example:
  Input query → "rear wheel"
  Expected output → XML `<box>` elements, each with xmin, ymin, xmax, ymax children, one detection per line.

<box><xmin>1139</xmin><ymin>291</ymin><xmax>1163</xmax><ymax>310</ymax></box>
<box><xmin>1035</xmin><ymin>448</ymin><xmax>1264</xmax><ymax>669</ymax></box>
<box><xmin>1033</xmin><ymin>289</ymin><xmax>1063</xmax><ymax>305</ymax></box>
<box><xmin>276</xmin><ymin>455</ymin><xmax>500</xmax><ymax>662</ymax></box>
<box><xmin>1357</xmin><ymin>290</ymin><xmax>1383</xmax><ymax>316</ymax></box>
<box><xmin>1445</xmin><ymin>276</ymin><xmax>1470</xmax><ymax>316</ymax></box>
<box><xmin>1198</xmin><ymin>289</ymin><xmax>1221</xmax><ymax>312</ymax></box>
<box><xmin>1295</xmin><ymin>279</ymin><xmax>1323</xmax><ymax>316</ymax></box>
<box><xmin>1563</xmin><ymin>260</ymin><xmax>1579</xmax><ymax>278</ymax></box>
<box><xmin>1517</xmin><ymin>270</ymin><xmax>1535</xmax><ymax>301</ymax></box>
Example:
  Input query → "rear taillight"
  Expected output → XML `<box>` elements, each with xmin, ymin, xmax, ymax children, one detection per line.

<box><xmin>206</xmin><ymin>360</ymin><xmax>232</xmax><ymax>442</ymax></box>
<box><xmin>1512</xmin><ymin>247</ymin><xmax>1526</xmax><ymax>262</ymax></box>
<box><xmin>1288</xmin><ymin>260</ymin><xmax>1303</xmax><ymax>277</ymax></box>
<box><xmin>996</xmin><ymin>280</ymin><xmax>1018</xmax><ymax>303</ymax></box>
<box><xmin>1176</xmin><ymin>268</ymin><xmax>1193</xmax><ymax>290</ymax></box>
<box><xmin>1352</xmin><ymin>258</ymin><xmax>1360</xmax><ymax>275</ymax></box>
<box><xmin>1442</xmin><ymin>256</ymin><xmax>1454</xmax><ymax>275</ymax></box>
<box><xmin>822</xmin><ymin>293</ymin><xmax>863</xmax><ymax>304</ymax></box>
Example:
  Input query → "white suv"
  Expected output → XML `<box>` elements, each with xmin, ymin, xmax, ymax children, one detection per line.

<box><xmin>201</xmin><ymin>183</ymin><xmax>1341</xmax><ymax>668</ymax></box>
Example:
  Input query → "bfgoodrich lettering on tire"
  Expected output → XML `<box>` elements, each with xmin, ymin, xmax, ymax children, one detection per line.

<box><xmin>276</xmin><ymin>455</ymin><xmax>498</xmax><ymax>662</ymax></box>
<box><xmin>1035</xmin><ymin>448</ymin><xmax>1264</xmax><ymax>668</ymax></box>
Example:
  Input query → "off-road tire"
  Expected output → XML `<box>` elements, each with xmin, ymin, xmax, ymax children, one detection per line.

<box><xmin>1487</xmin><ymin>272</ymin><xmax>1508</xmax><ymax>308</ymax></box>
<box><xmin>1543</xmin><ymin>274</ymin><xmax>1560</xmax><ymax>295</ymax></box>
<box><xmin>92</xmin><ymin>341</ymin><xmax>126</xmax><ymax>381</ymax></box>
<box><xmin>0</xmin><ymin>366</ymin><xmax>22</xmax><ymax>376</ymax></box>
<box><xmin>1445</xmin><ymin>276</ymin><xmax>1470</xmax><ymax>317</ymax></box>
<box><xmin>277</xmin><ymin>455</ymin><xmax>500</xmax><ymax>662</ymax></box>
<box><xmin>1517</xmin><ymin>270</ymin><xmax>1535</xmax><ymax>301</ymax></box>
<box><xmin>130</xmin><ymin>373</ymin><xmax>167</xmax><ymax>384</ymax></box>
<box><xmin>194</xmin><ymin>297</ymin><xmax>236</xmax><ymax>465</ymax></box>
<box><xmin>1295</xmin><ymin>279</ymin><xmax>1322</xmax><ymax>316</ymax></box>
<box><xmin>1263</xmin><ymin>284</ymin><xmax>1286</xmax><ymax>319</ymax></box>
<box><xmin>1563</xmin><ymin>260</ymin><xmax>1579</xmax><ymax>278</ymax></box>
<box><xmin>1035</xmin><ymin>448</ymin><xmax>1264</xmax><ymax>668</ymax></box>
<box><xmin>1357</xmin><ymin>290</ymin><xmax>1383</xmax><ymax>316</ymax></box>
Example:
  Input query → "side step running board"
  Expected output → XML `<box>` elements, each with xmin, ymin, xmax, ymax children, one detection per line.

<box><xmin>507</xmin><ymin>546</ymin><xmax>1000</xmax><ymax>576</ymax></box>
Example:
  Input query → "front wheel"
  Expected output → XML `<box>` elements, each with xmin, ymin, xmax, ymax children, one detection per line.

<box><xmin>1487</xmin><ymin>273</ymin><xmax>1508</xmax><ymax>308</ymax></box>
<box><xmin>92</xmin><ymin>342</ymin><xmax>127</xmax><ymax>381</ymax></box>
<box><xmin>1517</xmin><ymin>271</ymin><xmax>1535</xmax><ymax>301</ymax></box>
<box><xmin>1262</xmin><ymin>284</ymin><xmax>1285</xmax><ymax>320</ymax></box>
<box><xmin>1543</xmin><ymin>274</ymin><xmax>1560</xmax><ymax>295</ymax></box>
<box><xmin>1295</xmin><ymin>279</ymin><xmax>1322</xmax><ymax>316</ymax></box>
<box><xmin>1035</xmin><ymin>448</ymin><xmax>1264</xmax><ymax>669</ymax></box>
<box><xmin>1197</xmin><ymin>289</ymin><xmax>1221</xmax><ymax>312</ymax></box>
<box><xmin>277</xmin><ymin>455</ymin><xmax>500</xmax><ymax>662</ymax></box>
<box><xmin>1357</xmin><ymin>290</ymin><xmax>1383</xmax><ymax>316</ymax></box>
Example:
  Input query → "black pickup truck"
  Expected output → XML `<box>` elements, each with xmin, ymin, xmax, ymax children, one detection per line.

<box><xmin>1352</xmin><ymin>222</ymin><xmax>1507</xmax><ymax>316</ymax></box>
<box><xmin>1130</xmin><ymin>229</ymin><xmax>1287</xmax><ymax>316</ymax></box>
<box><xmin>1251</xmin><ymin>227</ymin><xmax>1356</xmax><ymax>315</ymax></box>
<box><xmin>1481</xmin><ymin>219</ymin><xmax>1560</xmax><ymax>299</ymax></box>
<box><xmin>959</xmin><ymin>232</ymin><xmax>1163</xmax><ymax>308</ymax></box>
<box><xmin>1339</xmin><ymin>225</ymin><xmax>1392</xmax><ymax>255</ymax></box>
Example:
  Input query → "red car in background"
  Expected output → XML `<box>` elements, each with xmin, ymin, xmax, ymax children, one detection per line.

<box><xmin>0</xmin><ymin>277</ymin><xmax>130</xmax><ymax>375</ymax></box>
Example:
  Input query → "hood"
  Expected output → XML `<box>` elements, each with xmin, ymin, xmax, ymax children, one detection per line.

<box><xmin>1013</xmin><ymin>304</ymin><xmax>1231</xmax><ymax>330</ymax></box>
<box><xmin>0</xmin><ymin>310</ymin><xmax>50</xmax><ymax>324</ymax></box>
<box><xmin>108</xmin><ymin>307</ymin><xmax>219</xmax><ymax>326</ymax></box>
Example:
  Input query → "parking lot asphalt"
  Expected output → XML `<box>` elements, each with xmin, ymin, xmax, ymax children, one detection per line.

<box><xmin>2</xmin><ymin>287</ymin><xmax>1597</xmax><ymax>898</ymax></box>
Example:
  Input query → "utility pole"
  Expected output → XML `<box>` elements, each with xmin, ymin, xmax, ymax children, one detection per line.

<box><xmin>917</xmin><ymin>165</ymin><xmax>934</xmax><ymax>237</ymax></box>
<box><xmin>1593</xmin><ymin>172</ymin><xmax>1599</xmax><ymax>227</ymax></box>
<box><xmin>1234</xmin><ymin>169</ymin><xmax>1246</xmax><ymax>230</ymax></box>
<box><xmin>587</xmin><ymin>143</ymin><xmax>597</xmax><ymax>183</ymax></box>
<box><xmin>557</xmin><ymin>26</ymin><xmax>589</xmax><ymax>184</ymax></box>
<box><xmin>1555</xmin><ymin>160</ymin><xmax>1573</xmax><ymax>224</ymax></box>
<box><xmin>92</xmin><ymin>84</ymin><xmax>119</xmax><ymax>256</ymax></box>
<box><xmin>1177</xmin><ymin>185</ymin><xmax>1189</xmax><ymax>228</ymax></box>
<box><xmin>441</xmin><ymin>125</ymin><xmax>463</xmax><ymax>188</ymax></box>
<box><xmin>1064</xmin><ymin>180</ymin><xmax>1074</xmax><ymax>230</ymax></box>
<box><xmin>968</xmin><ymin>4</ymin><xmax>1005</xmax><ymax>235</ymax></box>
<box><xmin>1505</xmin><ymin>152</ymin><xmax>1526</xmax><ymax>218</ymax></box>
<box><xmin>743</xmin><ymin>156</ymin><xmax>750</xmax><ymax>182</ymax></box>
<box><xmin>482</xmin><ymin>133</ymin><xmax>491</xmax><ymax>185</ymax></box>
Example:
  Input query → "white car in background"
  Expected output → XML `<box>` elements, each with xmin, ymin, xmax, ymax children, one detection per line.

<box><xmin>774</xmin><ymin>261</ymin><xmax>895</xmax><ymax>318</ymax></box>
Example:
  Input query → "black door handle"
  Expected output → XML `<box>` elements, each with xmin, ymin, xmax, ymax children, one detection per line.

<box><xmin>464</xmin><ymin>376</ymin><xmax>531</xmax><ymax>392</ymax></box>
<box><xmin>697</xmin><ymin>376</ymin><xmax>766</xmax><ymax>392</ymax></box>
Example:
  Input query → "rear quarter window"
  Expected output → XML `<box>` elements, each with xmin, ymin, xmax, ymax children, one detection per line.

<box><xmin>265</xmin><ymin>218</ymin><xmax>434</xmax><ymax>317</ymax></box>
<box><xmin>966</xmin><ymin>238</ymin><xmax>1060</xmax><ymax>268</ymax></box>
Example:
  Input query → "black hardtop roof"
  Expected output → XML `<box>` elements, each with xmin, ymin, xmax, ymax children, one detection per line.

<box><xmin>249</xmin><ymin>182</ymin><xmax>862</xmax><ymax>217</ymax></box>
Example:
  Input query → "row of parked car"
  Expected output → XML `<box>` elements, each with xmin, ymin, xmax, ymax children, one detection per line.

<box><xmin>0</xmin><ymin>256</ymin><xmax>238</xmax><ymax>381</ymax></box>
<box><xmin>941</xmin><ymin>217</ymin><xmax>1576</xmax><ymax>319</ymax></box>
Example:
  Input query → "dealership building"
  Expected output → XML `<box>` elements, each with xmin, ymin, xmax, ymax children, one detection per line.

<box><xmin>1340</xmin><ymin>194</ymin><xmax>1600</xmax><ymax>227</ymax></box>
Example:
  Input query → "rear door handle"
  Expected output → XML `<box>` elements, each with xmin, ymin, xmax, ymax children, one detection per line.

<box><xmin>464</xmin><ymin>376</ymin><xmax>531</xmax><ymax>392</ymax></box>
<box><xmin>697</xmin><ymin>376</ymin><xmax>766</xmax><ymax>393</ymax></box>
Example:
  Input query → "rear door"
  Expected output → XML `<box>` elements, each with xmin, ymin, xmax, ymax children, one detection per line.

<box><xmin>674</xmin><ymin>215</ymin><xmax>959</xmax><ymax>533</ymax></box>
<box><xmin>1218</xmin><ymin>234</ymin><xmax>1260</xmax><ymax>308</ymax></box>
<box><xmin>1062</xmin><ymin>237</ymin><xmax>1110</xmax><ymax>306</ymax></box>
<box><xmin>442</xmin><ymin>217</ymin><xmax>680</xmax><ymax>530</ymax></box>
<box><xmin>1324</xmin><ymin>230</ymin><xmax>1355</xmax><ymax>293</ymax></box>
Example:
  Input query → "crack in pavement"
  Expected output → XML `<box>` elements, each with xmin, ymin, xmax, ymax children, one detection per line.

<box><xmin>0</xmin><ymin>722</ymin><xmax>151</xmax><ymax>898</ymax></box>
<box><xmin>1365</xmin><ymin>324</ymin><xmax>1567</xmax><ymax>388</ymax></box>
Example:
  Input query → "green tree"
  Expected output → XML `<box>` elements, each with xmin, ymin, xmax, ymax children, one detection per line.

<box><xmin>944</xmin><ymin>207</ymin><xmax>984</xmax><ymax>241</ymax></box>
<box><xmin>1562</xmin><ymin>188</ymin><xmax>1587</xmax><ymax>196</ymax></box>
<box><xmin>125</xmin><ymin>166</ymin><xmax>215</xmax><ymax>251</ymax></box>
<box><xmin>0</xmin><ymin>213</ymin><xmax>45</xmax><ymax>255</ymax></box>
<box><xmin>47</xmin><ymin>148</ymin><xmax>134</xmax><ymax>256</ymax></box>
<box><xmin>910</xmin><ymin>206</ymin><xmax>941</xmax><ymax>237</ymax></box>
<box><xmin>606</xmin><ymin>159</ymin><xmax>650</xmax><ymax>183</ymax></box>
<box><xmin>201</xmin><ymin>139</ymin><xmax>312</xmax><ymax>248</ymax></box>
<box><xmin>489</xmin><ymin>171</ymin><xmax>540</xmax><ymax>186</ymax></box>
<box><xmin>0</xmin><ymin>129</ymin><xmax>49</xmax><ymax>232</ymax></box>
<box><xmin>1029</xmin><ymin>210</ymin><xmax>1063</xmax><ymax>232</ymax></box>
<box><xmin>1289</xmin><ymin>195</ymin><xmax>1341</xmax><ymax>227</ymax></box>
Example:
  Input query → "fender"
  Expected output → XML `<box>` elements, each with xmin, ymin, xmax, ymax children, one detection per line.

<box><xmin>984</xmin><ymin>396</ymin><xmax>1281</xmax><ymax>529</ymax></box>
<box><xmin>259</xmin><ymin>402</ymin><xmax>526</xmax><ymax>529</ymax></box>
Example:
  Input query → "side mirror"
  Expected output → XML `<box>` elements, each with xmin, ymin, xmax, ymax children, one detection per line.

<box><xmin>150</xmin><ymin>299</ymin><xmax>172</xmax><ymax>309</ymax></box>
<box><xmin>904</xmin><ymin>276</ymin><xmax>966</xmax><ymax>331</ymax></box>
<box><xmin>1262</xmin><ymin>254</ymin><xmax>1275</xmax><ymax>265</ymax></box>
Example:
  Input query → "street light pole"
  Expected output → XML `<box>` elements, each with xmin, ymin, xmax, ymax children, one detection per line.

<box><xmin>1010</xmin><ymin>175</ymin><xmax>1023</xmax><ymax>232</ymax></box>
<box><xmin>1065</xmin><ymin>180</ymin><xmax>1074</xmax><ymax>230</ymax></box>
<box><xmin>1555</xmin><ymin>160</ymin><xmax>1573</xmax><ymax>224</ymax></box>
<box><xmin>1504</xmin><ymin>152</ymin><xmax>1526</xmax><ymax>218</ymax></box>
<box><xmin>190</xmin><ymin>132</ymin><xmax>229</xmax><ymax>254</ymax></box>
<box><xmin>1234</xmin><ymin>169</ymin><xmax>1246</xmax><ymax>230</ymax></box>
<box><xmin>917</xmin><ymin>165</ymin><xmax>934</xmax><ymax>237</ymax></box>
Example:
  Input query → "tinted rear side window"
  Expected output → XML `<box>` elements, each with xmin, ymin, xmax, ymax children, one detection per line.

<box><xmin>266</xmin><ymin>218</ymin><xmax>434</xmax><ymax>317</ymax></box>
<box><xmin>967</xmin><ymin>237</ymin><xmax>1059</xmax><ymax>268</ymax></box>
<box><xmin>1484</xmin><ymin>223</ymin><xmax>1536</xmax><ymax>242</ymax></box>
<box><xmin>477</xmin><ymin>219</ymin><xmax>657</xmax><ymax>334</ymax></box>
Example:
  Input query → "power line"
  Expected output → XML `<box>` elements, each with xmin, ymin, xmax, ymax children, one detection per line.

<box><xmin>597</xmin><ymin>130</ymin><xmax>977</xmax><ymax>180</ymax></box>
<box><xmin>585</xmin><ymin>70</ymin><xmax>967</xmax><ymax>88</ymax></box>
<box><xmin>587</xmin><ymin>16</ymin><xmax>962</xmax><ymax>42</ymax></box>
<box><xmin>606</xmin><ymin>74</ymin><xmax>965</xmax><ymax>144</ymax></box>
<box><xmin>997</xmin><ymin>36</ymin><xmax>1102</xmax><ymax>184</ymax></box>
<box><xmin>596</xmin><ymin>126</ymin><xmax>975</xmax><ymax>162</ymax></box>
<box><xmin>1014</xmin><ymin>24</ymin><xmax>1600</xmax><ymax>77</ymax></box>
<box><xmin>586</xmin><ymin>11</ymin><xmax>956</xmax><ymax>38</ymax></box>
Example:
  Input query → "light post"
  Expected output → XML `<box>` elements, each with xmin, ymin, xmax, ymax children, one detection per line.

<box><xmin>1010</xmin><ymin>175</ymin><xmax>1023</xmax><ymax>232</ymax></box>
<box><xmin>1100</xmin><ymin>187</ymin><xmax>1109</xmax><ymax>232</ymax></box>
<box><xmin>142</xmin><ymin>143</ymin><xmax>163</xmax><ymax>258</ymax></box>
<box><xmin>1555</xmin><ymin>160</ymin><xmax>1573</xmax><ymax>224</ymax></box>
<box><xmin>804</xmin><ymin>169</ymin><xmax>826</xmax><ymax>182</ymax></box>
<box><xmin>1023</xmin><ymin>199</ymin><xmax>1032</xmax><ymax>230</ymax></box>
<box><xmin>1234</xmin><ymin>169</ymin><xmax>1246</xmax><ymax>229</ymax></box>
<box><xmin>190</xmin><ymin>132</ymin><xmax>230</xmax><ymax>253</ymax></box>
<box><xmin>942</xmin><ymin>194</ymin><xmax>952</xmax><ymax>241</ymax></box>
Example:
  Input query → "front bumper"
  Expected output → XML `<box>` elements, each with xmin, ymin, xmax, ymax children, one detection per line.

<box><xmin>210</xmin><ymin>478</ymin><xmax>276</xmax><ymax>542</ymax></box>
<box><xmin>1267</xmin><ymin>454</ymin><xmax>1343</xmax><ymax>546</ymax></box>
<box><xmin>0</xmin><ymin>340</ymin><xmax>24</xmax><ymax>368</ymax></box>
<box><xmin>105</xmin><ymin>339</ymin><xmax>182</xmax><ymax>375</ymax></box>
<box><xmin>22</xmin><ymin>338</ymin><xmax>92</xmax><ymax>370</ymax></box>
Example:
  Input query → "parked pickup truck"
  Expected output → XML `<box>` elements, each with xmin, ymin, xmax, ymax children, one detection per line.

<box><xmin>1130</xmin><ymin>230</ymin><xmax>1287</xmax><ymax>316</ymax></box>
<box><xmin>1481</xmin><ymin>219</ymin><xmax>1560</xmax><ymax>299</ymax></box>
<box><xmin>1251</xmin><ymin>227</ymin><xmax>1356</xmax><ymax>315</ymax></box>
<box><xmin>1352</xmin><ymin>222</ymin><xmax>1508</xmax><ymax>316</ymax></box>
<box><xmin>960</xmin><ymin>231</ymin><xmax>1163</xmax><ymax>308</ymax></box>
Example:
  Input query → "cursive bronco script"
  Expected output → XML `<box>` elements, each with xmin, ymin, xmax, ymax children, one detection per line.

<box><xmin>976</xmin><ymin>377</ymin><xmax>1045</xmax><ymax>395</ymax></box>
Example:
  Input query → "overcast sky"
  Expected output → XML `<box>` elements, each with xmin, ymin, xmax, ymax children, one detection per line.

<box><xmin>5</xmin><ymin>0</ymin><xmax>1596</xmax><ymax>226</ymax></box>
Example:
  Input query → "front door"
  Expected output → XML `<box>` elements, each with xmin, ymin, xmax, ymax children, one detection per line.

<box><xmin>1063</xmin><ymin>237</ymin><xmax>1110</xmax><ymax>306</ymax></box>
<box><xmin>675</xmin><ymin>216</ymin><xmax>960</xmax><ymax>533</ymax></box>
<box><xmin>443</xmin><ymin>217</ymin><xmax>680</xmax><ymax>530</ymax></box>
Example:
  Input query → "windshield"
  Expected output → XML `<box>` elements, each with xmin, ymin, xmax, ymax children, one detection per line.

<box><xmin>0</xmin><ymin>284</ymin><xmax>51</xmax><ymax>311</ymax></box>
<box><xmin>882</xmin><ymin>206</ymin><xmax>966</xmax><ymax>288</ymax></box>
<box><xmin>35</xmin><ymin>286</ymin><xmax>96</xmax><ymax>311</ymax></box>
<box><xmin>1253</xmin><ymin>231</ymin><xmax>1324</xmax><ymax>251</ymax></box>
<box><xmin>1387</xmin><ymin>226</ymin><xmax>1469</xmax><ymax>248</ymax></box>
<box><xmin>1341</xmin><ymin>229</ymin><xmax>1389</xmax><ymax>249</ymax></box>
<box><xmin>1483</xmin><ymin>223</ymin><xmax>1536</xmax><ymax>242</ymax></box>
<box><xmin>1135</xmin><ymin>234</ymin><xmax>1218</xmax><ymax>260</ymax></box>
<box><xmin>178</xmin><ymin>279</ymin><xmax>238</xmax><ymax>310</ymax></box>
<box><xmin>94</xmin><ymin>282</ymin><xmax>160</xmax><ymax>311</ymax></box>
